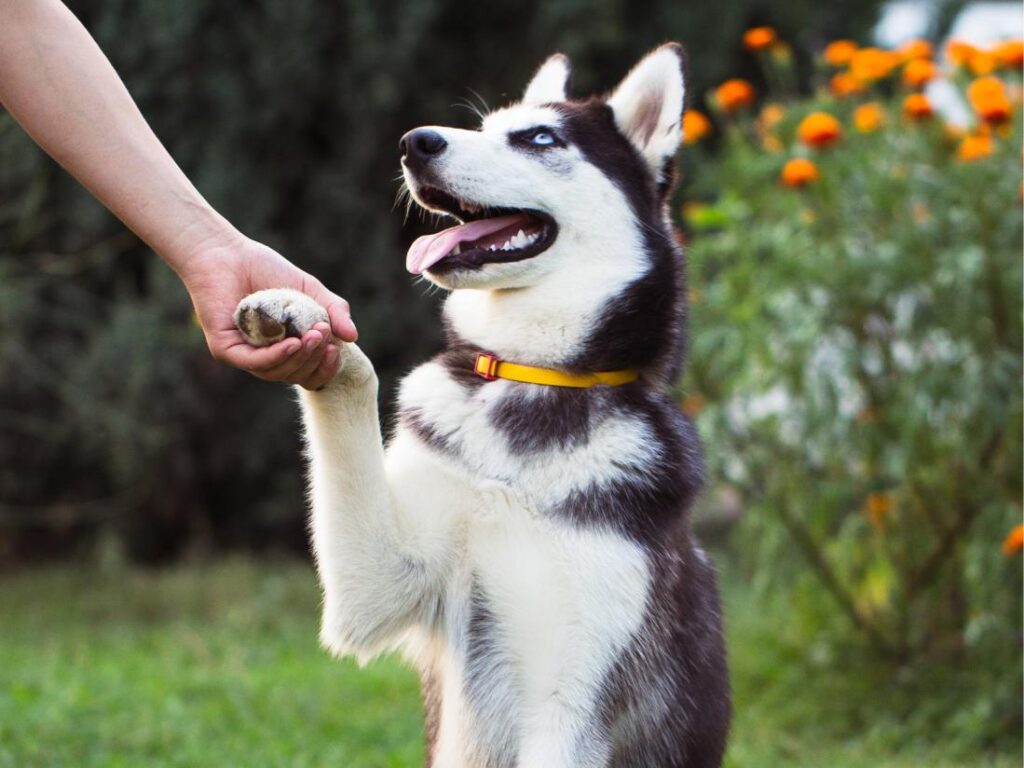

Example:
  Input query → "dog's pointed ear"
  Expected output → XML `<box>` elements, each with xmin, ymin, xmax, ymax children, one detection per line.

<box><xmin>522</xmin><ymin>53</ymin><xmax>572</xmax><ymax>105</ymax></box>
<box><xmin>607</xmin><ymin>44</ymin><xmax>686</xmax><ymax>174</ymax></box>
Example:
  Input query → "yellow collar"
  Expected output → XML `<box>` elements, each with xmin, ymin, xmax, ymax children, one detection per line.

<box><xmin>473</xmin><ymin>353</ymin><xmax>639</xmax><ymax>389</ymax></box>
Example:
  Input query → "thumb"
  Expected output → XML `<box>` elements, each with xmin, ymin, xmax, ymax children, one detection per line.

<box><xmin>311</xmin><ymin>286</ymin><xmax>358</xmax><ymax>342</ymax></box>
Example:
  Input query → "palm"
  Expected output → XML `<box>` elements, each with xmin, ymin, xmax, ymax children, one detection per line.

<box><xmin>180</xmin><ymin>237</ymin><xmax>355</xmax><ymax>388</ymax></box>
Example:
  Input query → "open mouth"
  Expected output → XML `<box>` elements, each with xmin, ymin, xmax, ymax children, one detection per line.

<box><xmin>406</xmin><ymin>186</ymin><xmax>558</xmax><ymax>275</ymax></box>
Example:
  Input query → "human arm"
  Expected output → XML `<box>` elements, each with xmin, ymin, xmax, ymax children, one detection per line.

<box><xmin>0</xmin><ymin>0</ymin><xmax>355</xmax><ymax>387</ymax></box>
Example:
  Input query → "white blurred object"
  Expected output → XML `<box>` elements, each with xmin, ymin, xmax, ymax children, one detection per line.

<box><xmin>874</xmin><ymin>0</ymin><xmax>1023</xmax><ymax>48</ymax></box>
<box><xmin>946</xmin><ymin>2</ymin><xmax>1024</xmax><ymax>47</ymax></box>
<box><xmin>926</xmin><ymin>79</ymin><xmax>972</xmax><ymax>126</ymax></box>
<box><xmin>874</xmin><ymin>1</ymin><xmax>1023</xmax><ymax>127</ymax></box>
<box><xmin>875</xmin><ymin>0</ymin><xmax>933</xmax><ymax>48</ymax></box>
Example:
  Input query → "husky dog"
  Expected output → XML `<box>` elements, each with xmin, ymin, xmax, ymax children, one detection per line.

<box><xmin>235</xmin><ymin>44</ymin><xmax>730</xmax><ymax>767</ymax></box>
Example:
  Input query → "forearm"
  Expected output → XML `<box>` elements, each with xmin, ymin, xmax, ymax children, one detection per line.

<box><xmin>2</xmin><ymin>0</ymin><xmax>356</xmax><ymax>383</ymax></box>
<box><xmin>0</xmin><ymin>0</ymin><xmax>235</xmax><ymax>272</ymax></box>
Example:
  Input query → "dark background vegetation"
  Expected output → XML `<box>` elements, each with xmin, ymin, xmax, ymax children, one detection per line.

<box><xmin>0</xmin><ymin>0</ymin><xmax>885</xmax><ymax>564</ymax></box>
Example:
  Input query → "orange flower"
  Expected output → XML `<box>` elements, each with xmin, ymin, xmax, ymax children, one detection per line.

<box><xmin>756</xmin><ymin>104</ymin><xmax>786</xmax><ymax>153</ymax></box>
<box><xmin>944</xmin><ymin>122</ymin><xmax>967</xmax><ymax>141</ymax></box>
<box><xmin>770</xmin><ymin>41</ymin><xmax>793</xmax><ymax>63</ymax></box>
<box><xmin>715</xmin><ymin>79</ymin><xmax>755</xmax><ymax>112</ymax></box>
<box><xmin>967</xmin><ymin>76</ymin><xmax>1012</xmax><ymax>123</ymax></box>
<box><xmin>968</xmin><ymin>49</ymin><xmax>997</xmax><ymax>75</ymax></box>
<box><xmin>946</xmin><ymin>40</ymin><xmax>978</xmax><ymax>67</ymax></box>
<box><xmin>903</xmin><ymin>93</ymin><xmax>933</xmax><ymax>120</ymax></box>
<box><xmin>682</xmin><ymin>110</ymin><xmax>713</xmax><ymax>144</ymax></box>
<box><xmin>798</xmin><ymin>112</ymin><xmax>843</xmax><ymax>148</ymax></box>
<box><xmin>681</xmin><ymin>392</ymin><xmax>705</xmax><ymax>416</ymax></box>
<box><xmin>865</xmin><ymin>493</ymin><xmax>893</xmax><ymax>529</ymax></box>
<box><xmin>957</xmin><ymin>132</ymin><xmax>994</xmax><ymax>161</ymax></box>
<box><xmin>744</xmin><ymin>26</ymin><xmax>777</xmax><ymax>52</ymax></box>
<box><xmin>823</xmin><ymin>39</ymin><xmax>858</xmax><ymax>67</ymax></box>
<box><xmin>1001</xmin><ymin>524</ymin><xmax>1024</xmax><ymax>556</ymax></box>
<box><xmin>854</xmin><ymin>103</ymin><xmax>885</xmax><ymax>132</ymax></box>
<box><xmin>855</xmin><ymin>406</ymin><xmax>879</xmax><ymax>424</ymax></box>
<box><xmin>903</xmin><ymin>58</ymin><xmax>938</xmax><ymax>88</ymax></box>
<box><xmin>994</xmin><ymin>40</ymin><xmax>1024</xmax><ymax>69</ymax></box>
<box><xmin>850</xmin><ymin>47</ymin><xmax>900</xmax><ymax>83</ymax></box>
<box><xmin>830</xmin><ymin>72</ymin><xmax>864</xmax><ymax>97</ymax></box>
<box><xmin>758</xmin><ymin>103</ymin><xmax>786</xmax><ymax>131</ymax></box>
<box><xmin>900</xmin><ymin>39</ymin><xmax>933</xmax><ymax>61</ymax></box>
<box><xmin>780</xmin><ymin>157</ymin><xmax>820</xmax><ymax>187</ymax></box>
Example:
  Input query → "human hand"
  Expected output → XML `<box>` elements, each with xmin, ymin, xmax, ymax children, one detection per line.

<box><xmin>178</xmin><ymin>234</ymin><xmax>357</xmax><ymax>390</ymax></box>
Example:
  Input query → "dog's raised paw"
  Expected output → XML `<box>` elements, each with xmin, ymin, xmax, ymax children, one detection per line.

<box><xmin>234</xmin><ymin>288</ymin><xmax>329</xmax><ymax>347</ymax></box>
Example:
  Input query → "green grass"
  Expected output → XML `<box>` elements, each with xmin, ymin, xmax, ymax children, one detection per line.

<box><xmin>0</xmin><ymin>559</ymin><xmax>422</xmax><ymax>768</ymax></box>
<box><xmin>0</xmin><ymin>557</ymin><xmax>1018</xmax><ymax>767</ymax></box>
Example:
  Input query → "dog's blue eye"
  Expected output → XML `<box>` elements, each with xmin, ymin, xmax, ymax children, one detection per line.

<box><xmin>531</xmin><ymin>131</ymin><xmax>556</xmax><ymax>146</ymax></box>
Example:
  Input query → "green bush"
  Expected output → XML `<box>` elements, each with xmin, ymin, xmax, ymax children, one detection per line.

<box><xmin>0</xmin><ymin>0</ymin><xmax>883</xmax><ymax>561</ymax></box>
<box><xmin>680</xmin><ymin>34</ymin><xmax>1022</xmax><ymax>745</ymax></box>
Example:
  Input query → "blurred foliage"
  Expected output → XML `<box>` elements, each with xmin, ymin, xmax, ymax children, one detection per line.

<box><xmin>679</xmin><ymin>31</ymin><xmax>1022</xmax><ymax>745</ymax></box>
<box><xmin>0</xmin><ymin>0</ymin><xmax>883</xmax><ymax>562</ymax></box>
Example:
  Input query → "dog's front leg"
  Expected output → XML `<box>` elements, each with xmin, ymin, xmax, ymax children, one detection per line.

<box><xmin>517</xmin><ymin>711</ymin><xmax>612</xmax><ymax>768</ymax></box>
<box><xmin>236</xmin><ymin>289</ymin><xmax>458</xmax><ymax>661</ymax></box>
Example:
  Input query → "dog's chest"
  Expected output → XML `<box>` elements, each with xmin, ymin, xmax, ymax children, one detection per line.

<box><xmin>395</xmin><ymin>361</ymin><xmax>655</xmax><ymax>762</ymax></box>
<box><xmin>414</xmin><ymin>485</ymin><xmax>651</xmax><ymax>767</ymax></box>
<box><xmin>396</xmin><ymin>360</ymin><xmax>659</xmax><ymax>511</ymax></box>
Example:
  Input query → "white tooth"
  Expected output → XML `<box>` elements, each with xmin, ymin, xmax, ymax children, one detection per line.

<box><xmin>453</xmin><ymin>244</ymin><xmax>461</xmax><ymax>255</ymax></box>
<box><xmin>488</xmin><ymin>244</ymin><xmax>497</xmax><ymax>251</ymax></box>
<box><xmin>502</xmin><ymin>240</ymin><xmax>512</xmax><ymax>251</ymax></box>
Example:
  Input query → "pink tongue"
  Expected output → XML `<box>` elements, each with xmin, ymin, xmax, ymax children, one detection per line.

<box><xmin>406</xmin><ymin>215</ymin><xmax>526</xmax><ymax>275</ymax></box>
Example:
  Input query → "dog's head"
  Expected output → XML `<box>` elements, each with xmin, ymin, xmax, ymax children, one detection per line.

<box><xmin>401</xmin><ymin>45</ymin><xmax>688</xmax><ymax>379</ymax></box>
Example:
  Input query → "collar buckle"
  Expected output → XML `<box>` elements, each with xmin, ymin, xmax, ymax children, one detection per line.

<box><xmin>474</xmin><ymin>353</ymin><xmax>500</xmax><ymax>381</ymax></box>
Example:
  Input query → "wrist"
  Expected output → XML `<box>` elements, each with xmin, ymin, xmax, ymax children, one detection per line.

<box><xmin>161</xmin><ymin>204</ymin><xmax>247</xmax><ymax>283</ymax></box>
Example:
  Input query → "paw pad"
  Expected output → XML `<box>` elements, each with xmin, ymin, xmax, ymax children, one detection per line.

<box><xmin>236</xmin><ymin>305</ymin><xmax>288</xmax><ymax>346</ymax></box>
<box><xmin>234</xmin><ymin>289</ymin><xmax>330</xmax><ymax>347</ymax></box>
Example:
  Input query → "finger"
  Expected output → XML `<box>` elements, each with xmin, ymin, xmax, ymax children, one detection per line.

<box><xmin>301</xmin><ymin>279</ymin><xmax>356</xmax><ymax>342</ymax></box>
<box><xmin>258</xmin><ymin>331</ymin><xmax>317</xmax><ymax>382</ymax></box>
<box><xmin>259</xmin><ymin>329</ymin><xmax>326</xmax><ymax>381</ymax></box>
<box><xmin>314</xmin><ymin>291</ymin><xmax>357</xmax><ymax>342</ymax></box>
<box><xmin>310</xmin><ymin>321</ymin><xmax>332</xmax><ymax>339</ymax></box>
<box><xmin>283</xmin><ymin>334</ymin><xmax>333</xmax><ymax>384</ymax></box>
<box><xmin>301</xmin><ymin>343</ymin><xmax>341</xmax><ymax>391</ymax></box>
<box><xmin>219</xmin><ymin>335</ymin><xmax>302</xmax><ymax>372</ymax></box>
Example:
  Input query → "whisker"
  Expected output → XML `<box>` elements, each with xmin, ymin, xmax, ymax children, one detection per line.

<box><xmin>466</xmin><ymin>88</ymin><xmax>492</xmax><ymax>121</ymax></box>
<box><xmin>452</xmin><ymin>98</ymin><xmax>486</xmax><ymax>123</ymax></box>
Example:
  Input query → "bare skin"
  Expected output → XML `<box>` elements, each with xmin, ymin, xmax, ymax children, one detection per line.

<box><xmin>0</xmin><ymin>0</ymin><xmax>355</xmax><ymax>389</ymax></box>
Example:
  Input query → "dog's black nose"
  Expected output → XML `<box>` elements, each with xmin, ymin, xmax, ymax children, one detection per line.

<box><xmin>400</xmin><ymin>129</ymin><xmax>447</xmax><ymax>169</ymax></box>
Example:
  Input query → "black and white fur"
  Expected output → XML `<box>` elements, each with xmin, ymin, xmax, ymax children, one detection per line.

<box><xmin>236</xmin><ymin>44</ymin><xmax>730</xmax><ymax>767</ymax></box>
